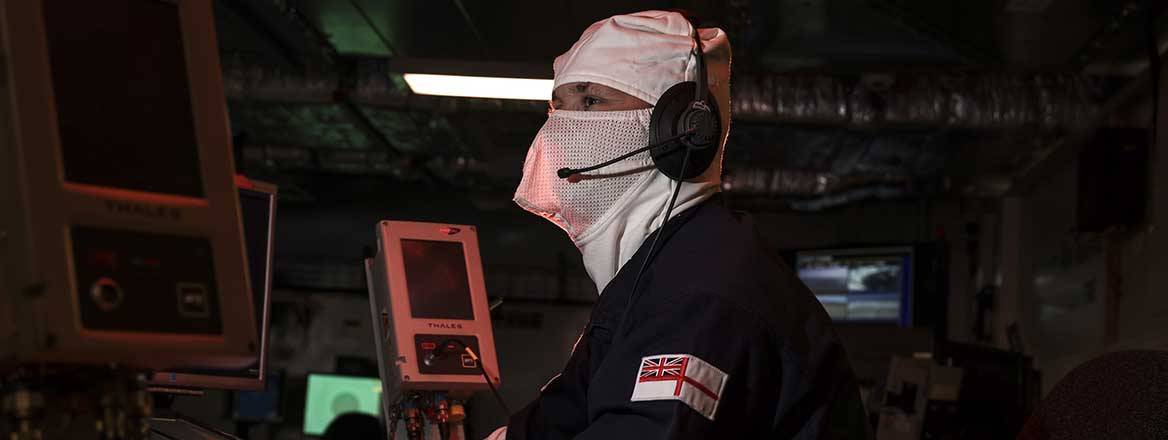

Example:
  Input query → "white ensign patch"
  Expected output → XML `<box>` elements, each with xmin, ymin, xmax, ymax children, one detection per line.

<box><xmin>630</xmin><ymin>354</ymin><xmax>728</xmax><ymax>420</ymax></box>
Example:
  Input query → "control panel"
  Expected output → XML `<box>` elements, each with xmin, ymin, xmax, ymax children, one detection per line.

<box><xmin>414</xmin><ymin>334</ymin><xmax>481</xmax><ymax>376</ymax></box>
<box><xmin>71</xmin><ymin>226</ymin><xmax>222</xmax><ymax>335</ymax></box>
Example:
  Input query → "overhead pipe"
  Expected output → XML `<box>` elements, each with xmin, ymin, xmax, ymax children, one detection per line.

<box><xmin>732</xmin><ymin>72</ymin><xmax>1100</xmax><ymax>132</ymax></box>
<box><xmin>223</xmin><ymin>60</ymin><xmax>1099</xmax><ymax>131</ymax></box>
<box><xmin>786</xmin><ymin>185</ymin><xmax>915</xmax><ymax>211</ymax></box>
<box><xmin>721</xmin><ymin>168</ymin><xmax>913</xmax><ymax>197</ymax></box>
<box><xmin>220</xmin><ymin>58</ymin><xmax>546</xmax><ymax>113</ymax></box>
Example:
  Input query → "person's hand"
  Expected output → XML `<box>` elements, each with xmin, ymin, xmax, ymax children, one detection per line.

<box><xmin>483</xmin><ymin>426</ymin><xmax>506</xmax><ymax>440</ymax></box>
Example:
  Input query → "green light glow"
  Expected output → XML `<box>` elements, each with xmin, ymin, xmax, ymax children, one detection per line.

<box><xmin>302</xmin><ymin>374</ymin><xmax>382</xmax><ymax>435</ymax></box>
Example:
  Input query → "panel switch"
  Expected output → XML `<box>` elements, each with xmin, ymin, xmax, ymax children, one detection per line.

<box><xmin>176</xmin><ymin>283</ymin><xmax>210</xmax><ymax>317</ymax></box>
<box><xmin>461</xmin><ymin>353</ymin><xmax>478</xmax><ymax>369</ymax></box>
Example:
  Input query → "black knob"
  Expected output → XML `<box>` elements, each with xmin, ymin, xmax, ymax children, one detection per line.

<box><xmin>90</xmin><ymin>277</ymin><xmax>123</xmax><ymax>311</ymax></box>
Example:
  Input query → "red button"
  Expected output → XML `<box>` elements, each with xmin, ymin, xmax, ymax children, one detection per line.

<box><xmin>421</xmin><ymin>342</ymin><xmax>437</xmax><ymax>350</ymax></box>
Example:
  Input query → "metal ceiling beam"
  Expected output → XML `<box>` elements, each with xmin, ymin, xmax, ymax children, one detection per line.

<box><xmin>864</xmin><ymin>0</ymin><xmax>1000</xmax><ymax>65</ymax></box>
<box><xmin>346</xmin><ymin>0</ymin><xmax>400</xmax><ymax>55</ymax></box>
<box><xmin>1070</xmin><ymin>1</ymin><xmax>1167</xmax><ymax>69</ymax></box>
<box><xmin>1009</xmin><ymin>54</ymin><xmax>1164</xmax><ymax>195</ymax></box>
<box><xmin>452</xmin><ymin>0</ymin><xmax>490</xmax><ymax>58</ymax></box>
<box><xmin>218</xmin><ymin>0</ymin><xmax>308</xmax><ymax>70</ymax></box>
<box><xmin>217</xmin><ymin>0</ymin><xmax>341</xmax><ymax>67</ymax></box>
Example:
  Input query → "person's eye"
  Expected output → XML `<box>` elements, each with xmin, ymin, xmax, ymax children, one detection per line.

<box><xmin>584</xmin><ymin>96</ymin><xmax>601</xmax><ymax>108</ymax></box>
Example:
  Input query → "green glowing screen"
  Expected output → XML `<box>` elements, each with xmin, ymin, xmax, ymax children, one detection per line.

<box><xmin>302</xmin><ymin>374</ymin><xmax>382</xmax><ymax>435</ymax></box>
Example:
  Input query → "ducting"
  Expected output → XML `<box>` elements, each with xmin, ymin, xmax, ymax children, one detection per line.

<box><xmin>221</xmin><ymin>58</ymin><xmax>546</xmax><ymax>113</ymax></box>
<box><xmin>722</xmin><ymin>168</ymin><xmax>912</xmax><ymax>197</ymax></box>
<box><xmin>786</xmin><ymin>185</ymin><xmax>915</xmax><ymax>211</ymax></box>
<box><xmin>222</xmin><ymin>60</ymin><xmax>1100</xmax><ymax>131</ymax></box>
<box><xmin>721</xmin><ymin>166</ymin><xmax>950</xmax><ymax>211</ymax></box>
<box><xmin>732</xmin><ymin>72</ymin><xmax>1100</xmax><ymax>132</ymax></box>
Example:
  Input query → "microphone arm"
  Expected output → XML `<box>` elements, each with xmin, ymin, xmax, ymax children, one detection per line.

<box><xmin>557</xmin><ymin>129</ymin><xmax>694</xmax><ymax>179</ymax></box>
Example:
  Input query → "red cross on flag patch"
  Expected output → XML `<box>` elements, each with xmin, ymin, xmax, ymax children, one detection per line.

<box><xmin>630</xmin><ymin>354</ymin><xmax>729</xmax><ymax>420</ymax></box>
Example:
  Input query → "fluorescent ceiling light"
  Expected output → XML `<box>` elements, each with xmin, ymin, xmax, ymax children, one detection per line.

<box><xmin>402</xmin><ymin>73</ymin><xmax>553</xmax><ymax>101</ymax></box>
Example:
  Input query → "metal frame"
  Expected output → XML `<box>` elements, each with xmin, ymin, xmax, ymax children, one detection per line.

<box><xmin>147</xmin><ymin>178</ymin><xmax>277</xmax><ymax>391</ymax></box>
<box><xmin>365</xmin><ymin>221</ymin><xmax>499</xmax><ymax>405</ymax></box>
<box><xmin>0</xmin><ymin>0</ymin><xmax>256</xmax><ymax>369</ymax></box>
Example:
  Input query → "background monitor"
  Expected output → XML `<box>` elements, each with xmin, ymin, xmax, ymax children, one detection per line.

<box><xmin>148</xmin><ymin>177</ymin><xmax>277</xmax><ymax>391</ymax></box>
<box><xmin>302</xmin><ymin>373</ymin><xmax>382</xmax><ymax>436</ymax></box>
<box><xmin>795</xmin><ymin>246</ymin><xmax>914</xmax><ymax>326</ymax></box>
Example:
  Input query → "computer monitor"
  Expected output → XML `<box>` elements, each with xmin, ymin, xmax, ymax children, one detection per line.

<box><xmin>0</xmin><ymin>0</ymin><xmax>256</xmax><ymax>369</ymax></box>
<box><xmin>364</xmin><ymin>221</ymin><xmax>500</xmax><ymax>408</ymax></box>
<box><xmin>148</xmin><ymin>177</ymin><xmax>277</xmax><ymax>391</ymax></box>
<box><xmin>795</xmin><ymin>246</ymin><xmax>914</xmax><ymax>326</ymax></box>
<box><xmin>302</xmin><ymin>373</ymin><xmax>382</xmax><ymax>437</ymax></box>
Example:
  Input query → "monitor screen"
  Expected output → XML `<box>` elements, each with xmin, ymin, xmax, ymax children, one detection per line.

<box><xmin>796</xmin><ymin>249</ymin><xmax>910</xmax><ymax>324</ymax></box>
<box><xmin>302</xmin><ymin>374</ymin><xmax>382</xmax><ymax>436</ymax></box>
<box><xmin>43</xmin><ymin>0</ymin><xmax>203</xmax><ymax>198</ymax></box>
<box><xmin>401</xmin><ymin>239</ymin><xmax>475</xmax><ymax>320</ymax></box>
<box><xmin>184</xmin><ymin>187</ymin><xmax>271</xmax><ymax>378</ymax></box>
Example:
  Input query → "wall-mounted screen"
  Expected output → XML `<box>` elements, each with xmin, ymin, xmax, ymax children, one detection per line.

<box><xmin>302</xmin><ymin>374</ymin><xmax>382</xmax><ymax>436</ymax></box>
<box><xmin>795</xmin><ymin>247</ymin><xmax>913</xmax><ymax>325</ymax></box>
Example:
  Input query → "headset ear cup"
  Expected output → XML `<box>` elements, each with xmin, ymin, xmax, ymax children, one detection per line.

<box><xmin>649</xmin><ymin>82</ymin><xmax>721</xmax><ymax>181</ymax></box>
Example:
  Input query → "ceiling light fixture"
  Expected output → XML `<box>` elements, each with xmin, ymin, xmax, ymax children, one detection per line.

<box><xmin>402</xmin><ymin>73</ymin><xmax>553</xmax><ymax>101</ymax></box>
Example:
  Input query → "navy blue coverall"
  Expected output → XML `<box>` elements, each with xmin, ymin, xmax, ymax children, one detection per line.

<box><xmin>506</xmin><ymin>196</ymin><xmax>872</xmax><ymax>439</ymax></box>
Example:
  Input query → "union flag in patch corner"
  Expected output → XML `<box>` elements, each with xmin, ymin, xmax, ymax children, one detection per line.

<box><xmin>630</xmin><ymin>354</ymin><xmax>729</xmax><ymax>420</ymax></box>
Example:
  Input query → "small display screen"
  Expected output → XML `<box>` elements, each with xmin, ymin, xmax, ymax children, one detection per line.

<box><xmin>401</xmin><ymin>239</ymin><xmax>475</xmax><ymax>320</ymax></box>
<box><xmin>796</xmin><ymin>252</ymin><xmax>908</xmax><ymax>323</ymax></box>
<box><xmin>302</xmin><ymin>374</ymin><xmax>381</xmax><ymax>436</ymax></box>
<box><xmin>43</xmin><ymin>0</ymin><xmax>204</xmax><ymax>197</ymax></box>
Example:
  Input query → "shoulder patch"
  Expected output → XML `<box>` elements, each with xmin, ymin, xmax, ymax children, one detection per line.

<box><xmin>630</xmin><ymin>354</ymin><xmax>728</xmax><ymax>420</ymax></box>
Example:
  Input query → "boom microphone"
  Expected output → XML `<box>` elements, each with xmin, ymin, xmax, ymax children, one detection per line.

<box><xmin>556</xmin><ymin>129</ymin><xmax>695</xmax><ymax>179</ymax></box>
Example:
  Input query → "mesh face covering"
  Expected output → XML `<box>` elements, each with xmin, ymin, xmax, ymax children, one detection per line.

<box><xmin>513</xmin><ymin>108</ymin><xmax>656</xmax><ymax>240</ymax></box>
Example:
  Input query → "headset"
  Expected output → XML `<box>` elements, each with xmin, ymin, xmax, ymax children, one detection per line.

<box><xmin>555</xmin><ymin>15</ymin><xmax>720</xmax><ymax>335</ymax></box>
<box><xmin>555</xmin><ymin>16</ymin><xmax>721</xmax><ymax>183</ymax></box>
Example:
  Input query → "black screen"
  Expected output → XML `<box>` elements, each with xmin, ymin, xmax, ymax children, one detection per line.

<box><xmin>401</xmin><ymin>240</ymin><xmax>475</xmax><ymax>320</ymax></box>
<box><xmin>43</xmin><ymin>0</ymin><xmax>204</xmax><ymax>197</ymax></box>
<box><xmin>239</xmin><ymin>189</ymin><xmax>272</xmax><ymax>338</ymax></box>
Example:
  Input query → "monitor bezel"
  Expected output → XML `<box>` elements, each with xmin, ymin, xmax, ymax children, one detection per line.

<box><xmin>147</xmin><ymin>177</ymin><xmax>277</xmax><ymax>391</ymax></box>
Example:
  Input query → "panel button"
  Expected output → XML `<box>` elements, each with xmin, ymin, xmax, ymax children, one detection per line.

<box><xmin>460</xmin><ymin>354</ymin><xmax>478</xmax><ymax>369</ymax></box>
<box><xmin>89</xmin><ymin>277</ymin><xmax>123</xmax><ymax>311</ymax></box>
<box><xmin>176</xmin><ymin>283</ymin><xmax>210</xmax><ymax>318</ymax></box>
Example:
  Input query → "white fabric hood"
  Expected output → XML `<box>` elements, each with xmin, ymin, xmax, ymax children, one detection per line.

<box><xmin>519</xmin><ymin>10</ymin><xmax>733</xmax><ymax>293</ymax></box>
